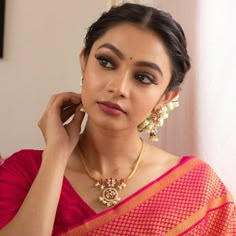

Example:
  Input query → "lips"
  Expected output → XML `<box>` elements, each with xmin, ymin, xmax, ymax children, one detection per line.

<box><xmin>97</xmin><ymin>101</ymin><xmax>125</xmax><ymax>115</ymax></box>
<box><xmin>98</xmin><ymin>101</ymin><xmax>125</xmax><ymax>112</ymax></box>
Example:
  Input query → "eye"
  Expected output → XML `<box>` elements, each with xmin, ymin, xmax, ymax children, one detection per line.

<box><xmin>95</xmin><ymin>54</ymin><xmax>116</xmax><ymax>69</ymax></box>
<box><xmin>135</xmin><ymin>73</ymin><xmax>158</xmax><ymax>85</ymax></box>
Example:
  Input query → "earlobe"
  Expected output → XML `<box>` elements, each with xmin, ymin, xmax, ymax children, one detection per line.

<box><xmin>154</xmin><ymin>89</ymin><xmax>180</xmax><ymax>111</ymax></box>
<box><xmin>138</xmin><ymin>89</ymin><xmax>180</xmax><ymax>142</ymax></box>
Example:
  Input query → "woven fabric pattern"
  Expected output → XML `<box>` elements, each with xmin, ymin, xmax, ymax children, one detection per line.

<box><xmin>81</xmin><ymin>162</ymin><xmax>235</xmax><ymax>235</ymax></box>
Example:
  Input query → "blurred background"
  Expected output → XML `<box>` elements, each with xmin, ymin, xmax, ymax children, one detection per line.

<box><xmin>0</xmin><ymin>0</ymin><xmax>235</xmax><ymax>198</ymax></box>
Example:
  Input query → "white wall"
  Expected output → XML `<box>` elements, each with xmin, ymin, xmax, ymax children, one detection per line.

<box><xmin>196</xmin><ymin>0</ymin><xmax>236</xmax><ymax>198</ymax></box>
<box><xmin>0</xmin><ymin>1</ymin><xmax>107</xmax><ymax>157</ymax></box>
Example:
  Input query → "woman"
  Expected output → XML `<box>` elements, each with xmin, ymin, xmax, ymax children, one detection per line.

<box><xmin>0</xmin><ymin>3</ymin><xmax>235</xmax><ymax>235</ymax></box>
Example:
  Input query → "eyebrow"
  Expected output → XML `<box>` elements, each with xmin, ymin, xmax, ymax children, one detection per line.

<box><xmin>135</xmin><ymin>61</ymin><xmax>163</xmax><ymax>77</ymax></box>
<box><xmin>98</xmin><ymin>43</ymin><xmax>125</xmax><ymax>60</ymax></box>
<box><xmin>97</xmin><ymin>43</ymin><xmax>163</xmax><ymax>77</ymax></box>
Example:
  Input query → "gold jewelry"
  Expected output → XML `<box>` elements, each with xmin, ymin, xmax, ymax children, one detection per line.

<box><xmin>78</xmin><ymin>138</ymin><xmax>144</xmax><ymax>207</ymax></box>
<box><xmin>79</xmin><ymin>75</ymin><xmax>86</xmax><ymax>112</ymax></box>
<box><xmin>80</xmin><ymin>105</ymin><xmax>86</xmax><ymax>112</ymax></box>
<box><xmin>80</xmin><ymin>75</ymin><xmax>84</xmax><ymax>87</ymax></box>
<box><xmin>138</xmin><ymin>95</ymin><xmax>180</xmax><ymax>142</ymax></box>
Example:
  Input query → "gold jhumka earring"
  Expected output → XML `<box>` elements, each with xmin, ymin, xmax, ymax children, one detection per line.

<box><xmin>138</xmin><ymin>95</ymin><xmax>180</xmax><ymax>142</ymax></box>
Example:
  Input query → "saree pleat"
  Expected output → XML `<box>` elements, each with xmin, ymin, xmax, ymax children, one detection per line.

<box><xmin>64</xmin><ymin>157</ymin><xmax>236</xmax><ymax>235</ymax></box>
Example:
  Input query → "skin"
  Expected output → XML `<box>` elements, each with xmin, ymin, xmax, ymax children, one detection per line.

<box><xmin>81</xmin><ymin>23</ymin><xmax>174</xmax><ymax>133</ymax></box>
<box><xmin>0</xmin><ymin>22</ymin><xmax>181</xmax><ymax>235</ymax></box>
<box><xmin>65</xmin><ymin>23</ymin><xmax>181</xmax><ymax>212</ymax></box>
<box><xmin>78</xmin><ymin>22</ymin><xmax>179</xmax><ymax>171</ymax></box>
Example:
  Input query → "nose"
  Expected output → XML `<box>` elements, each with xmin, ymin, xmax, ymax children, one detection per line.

<box><xmin>106</xmin><ymin>71</ymin><xmax>130</xmax><ymax>98</ymax></box>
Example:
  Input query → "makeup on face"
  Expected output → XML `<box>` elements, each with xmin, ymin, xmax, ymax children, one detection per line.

<box><xmin>96</xmin><ymin>43</ymin><xmax>163</xmax><ymax>78</ymax></box>
<box><xmin>97</xmin><ymin>101</ymin><xmax>125</xmax><ymax>116</ymax></box>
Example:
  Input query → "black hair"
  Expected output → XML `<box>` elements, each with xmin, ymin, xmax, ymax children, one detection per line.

<box><xmin>83</xmin><ymin>3</ymin><xmax>191</xmax><ymax>91</ymax></box>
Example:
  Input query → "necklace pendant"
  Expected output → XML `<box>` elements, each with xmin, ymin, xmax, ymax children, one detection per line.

<box><xmin>99</xmin><ymin>187</ymin><xmax>121</xmax><ymax>207</ymax></box>
<box><xmin>95</xmin><ymin>178</ymin><xmax>126</xmax><ymax>207</ymax></box>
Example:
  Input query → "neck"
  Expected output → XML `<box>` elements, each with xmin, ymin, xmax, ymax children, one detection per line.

<box><xmin>78</xmin><ymin>120</ymin><xmax>144</xmax><ymax>179</ymax></box>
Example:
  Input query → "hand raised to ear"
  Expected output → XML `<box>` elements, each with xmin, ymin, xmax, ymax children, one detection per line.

<box><xmin>38</xmin><ymin>92</ymin><xmax>85</xmax><ymax>162</ymax></box>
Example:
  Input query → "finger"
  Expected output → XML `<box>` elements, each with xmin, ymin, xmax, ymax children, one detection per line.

<box><xmin>39</xmin><ymin>93</ymin><xmax>81</xmax><ymax>130</ymax></box>
<box><xmin>50</xmin><ymin>92</ymin><xmax>81</xmax><ymax>113</ymax></box>
<box><xmin>45</xmin><ymin>94</ymin><xmax>57</xmax><ymax>111</ymax></box>
<box><xmin>44</xmin><ymin>92</ymin><xmax>81</xmax><ymax>117</ymax></box>
<box><xmin>61</xmin><ymin>104</ymin><xmax>79</xmax><ymax>124</ymax></box>
<box><xmin>65</xmin><ymin>105</ymin><xmax>85</xmax><ymax>143</ymax></box>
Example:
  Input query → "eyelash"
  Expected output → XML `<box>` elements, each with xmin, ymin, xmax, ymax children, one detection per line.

<box><xmin>135</xmin><ymin>73</ymin><xmax>158</xmax><ymax>85</ymax></box>
<box><xmin>95</xmin><ymin>54</ymin><xmax>116</xmax><ymax>69</ymax></box>
<box><xmin>95</xmin><ymin>54</ymin><xmax>158</xmax><ymax>85</ymax></box>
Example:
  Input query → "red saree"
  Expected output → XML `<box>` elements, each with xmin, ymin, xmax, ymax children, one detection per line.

<box><xmin>0</xmin><ymin>151</ymin><xmax>235</xmax><ymax>235</ymax></box>
<box><xmin>63</xmin><ymin>156</ymin><xmax>236</xmax><ymax>235</ymax></box>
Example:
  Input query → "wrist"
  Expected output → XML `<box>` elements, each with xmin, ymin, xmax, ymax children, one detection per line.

<box><xmin>42</xmin><ymin>148</ymin><xmax>70</xmax><ymax>169</ymax></box>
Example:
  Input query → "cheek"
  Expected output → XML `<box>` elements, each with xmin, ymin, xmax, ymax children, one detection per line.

<box><xmin>134</xmin><ymin>87</ymin><xmax>167</xmax><ymax>120</ymax></box>
<box><xmin>82</xmin><ymin>61</ymin><xmax>105</xmax><ymax>90</ymax></box>
<box><xmin>81</xmin><ymin>72</ymin><xmax>103</xmax><ymax>106</ymax></box>
<box><xmin>81</xmin><ymin>81</ymin><xmax>93</xmax><ymax>104</ymax></box>
<box><xmin>132</xmin><ymin>94</ymin><xmax>158</xmax><ymax>119</ymax></box>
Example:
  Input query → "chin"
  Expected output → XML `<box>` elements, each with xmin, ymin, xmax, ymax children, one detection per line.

<box><xmin>86</xmin><ymin>113</ymin><xmax>129</xmax><ymax>132</ymax></box>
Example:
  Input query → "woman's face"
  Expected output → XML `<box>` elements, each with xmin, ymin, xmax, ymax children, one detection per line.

<box><xmin>80</xmin><ymin>22</ymin><xmax>177</xmax><ymax>132</ymax></box>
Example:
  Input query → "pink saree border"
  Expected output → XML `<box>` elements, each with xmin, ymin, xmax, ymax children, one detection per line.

<box><xmin>63</xmin><ymin>156</ymin><xmax>201</xmax><ymax>236</ymax></box>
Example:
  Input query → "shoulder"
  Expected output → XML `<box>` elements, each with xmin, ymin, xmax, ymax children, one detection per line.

<box><xmin>147</xmin><ymin>144</ymin><xmax>232</xmax><ymax>198</ymax></box>
<box><xmin>180</xmin><ymin>156</ymin><xmax>234</xmax><ymax>201</ymax></box>
<box><xmin>186</xmin><ymin>156</ymin><xmax>223</xmax><ymax>183</ymax></box>
<box><xmin>0</xmin><ymin>149</ymin><xmax>43</xmax><ymax>181</ymax></box>
<box><xmin>146</xmin><ymin>143</ymin><xmax>225</xmax><ymax>188</ymax></box>
<box><xmin>0</xmin><ymin>150</ymin><xmax>43</xmax><ymax>229</ymax></box>
<box><xmin>144</xmin><ymin>143</ymin><xmax>183</xmax><ymax>168</ymax></box>
<box><xmin>2</xmin><ymin>149</ymin><xmax>43</xmax><ymax>166</ymax></box>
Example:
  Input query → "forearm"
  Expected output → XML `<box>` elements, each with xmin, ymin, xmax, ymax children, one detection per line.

<box><xmin>0</xmin><ymin>150</ymin><xmax>67</xmax><ymax>236</ymax></box>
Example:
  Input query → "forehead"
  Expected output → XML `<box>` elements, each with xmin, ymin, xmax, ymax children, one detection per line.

<box><xmin>92</xmin><ymin>23</ymin><xmax>171</xmax><ymax>75</ymax></box>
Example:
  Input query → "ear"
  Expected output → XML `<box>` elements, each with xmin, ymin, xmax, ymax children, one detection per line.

<box><xmin>154</xmin><ymin>89</ymin><xmax>180</xmax><ymax>111</ymax></box>
<box><xmin>79</xmin><ymin>48</ymin><xmax>87</xmax><ymax>74</ymax></box>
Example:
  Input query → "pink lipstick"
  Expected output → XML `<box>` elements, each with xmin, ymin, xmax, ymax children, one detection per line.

<box><xmin>97</xmin><ymin>101</ymin><xmax>125</xmax><ymax>116</ymax></box>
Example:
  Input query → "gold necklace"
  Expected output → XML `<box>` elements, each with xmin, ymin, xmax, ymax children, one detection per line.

<box><xmin>79</xmin><ymin>138</ymin><xmax>144</xmax><ymax>207</ymax></box>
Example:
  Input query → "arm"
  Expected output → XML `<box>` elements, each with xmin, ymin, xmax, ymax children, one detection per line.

<box><xmin>0</xmin><ymin>92</ymin><xmax>84</xmax><ymax>236</ymax></box>
<box><xmin>0</xmin><ymin>151</ymin><xmax>66</xmax><ymax>236</ymax></box>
